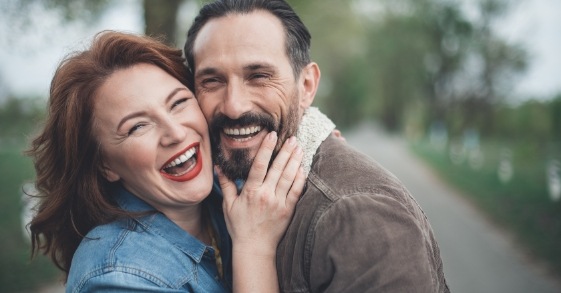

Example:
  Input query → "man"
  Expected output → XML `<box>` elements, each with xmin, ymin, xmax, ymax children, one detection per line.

<box><xmin>184</xmin><ymin>0</ymin><xmax>449</xmax><ymax>292</ymax></box>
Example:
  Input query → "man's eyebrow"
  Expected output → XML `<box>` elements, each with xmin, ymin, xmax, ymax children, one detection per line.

<box><xmin>244</xmin><ymin>62</ymin><xmax>277</xmax><ymax>72</ymax></box>
<box><xmin>195</xmin><ymin>67</ymin><xmax>219</xmax><ymax>79</ymax></box>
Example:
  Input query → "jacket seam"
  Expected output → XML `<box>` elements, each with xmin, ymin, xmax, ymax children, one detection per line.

<box><xmin>73</xmin><ymin>265</ymin><xmax>184</xmax><ymax>292</ymax></box>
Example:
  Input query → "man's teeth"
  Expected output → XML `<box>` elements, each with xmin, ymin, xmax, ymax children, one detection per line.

<box><xmin>165</xmin><ymin>147</ymin><xmax>196</xmax><ymax>169</ymax></box>
<box><xmin>224</xmin><ymin>126</ymin><xmax>262</xmax><ymax>136</ymax></box>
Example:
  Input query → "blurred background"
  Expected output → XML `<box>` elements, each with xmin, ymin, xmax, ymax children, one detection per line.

<box><xmin>0</xmin><ymin>0</ymin><xmax>559</xmax><ymax>292</ymax></box>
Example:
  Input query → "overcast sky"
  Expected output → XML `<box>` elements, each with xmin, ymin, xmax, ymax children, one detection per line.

<box><xmin>0</xmin><ymin>0</ymin><xmax>559</xmax><ymax>101</ymax></box>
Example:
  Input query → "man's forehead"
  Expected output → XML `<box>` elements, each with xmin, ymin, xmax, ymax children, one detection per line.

<box><xmin>193</xmin><ymin>11</ymin><xmax>288</xmax><ymax>71</ymax></box>
<box><xmin>192</xmin><ymin>10</ymin><xmax>286</xmax><ymax>63</ymax></box>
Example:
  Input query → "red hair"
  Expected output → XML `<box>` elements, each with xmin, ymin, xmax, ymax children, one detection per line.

<box><xmin>27</xmin><ymin>31</ymin><xmax>192</xmax><ymax>279</ymax></box>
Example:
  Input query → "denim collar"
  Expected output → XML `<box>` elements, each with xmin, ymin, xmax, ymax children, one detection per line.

<box><xmin>114</xmin><ymin>184</ymin><xmax>209</xmax><ymax>263</ymax></box>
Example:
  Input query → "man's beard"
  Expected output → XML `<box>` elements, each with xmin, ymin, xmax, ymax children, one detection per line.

<box><xmin>209</xmin><ymin>98</ymin><xmax>301</xmax><ymax>182</ymax></box>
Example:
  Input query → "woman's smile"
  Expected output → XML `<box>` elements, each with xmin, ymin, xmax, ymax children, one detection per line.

<box><xmin>160</xmin><ymin>142</ymin><xmax>203</xmax><ymax>182</ymax></box>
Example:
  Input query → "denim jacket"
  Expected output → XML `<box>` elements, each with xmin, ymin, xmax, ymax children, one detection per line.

<box><xmin>66</xmin><ymin>183</ymin><xmax>232</xmax><ymax>293</ymax></box>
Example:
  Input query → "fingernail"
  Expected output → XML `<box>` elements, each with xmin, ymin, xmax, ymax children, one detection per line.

<box><xmin>295</xmin><ymin>145</ymin><xmax>303</xmax><ymax>155</ymax></box>
<box><xmin>288</xmin><ymin>136</ymin><xmax>296</xmax><ymax>145</ymax></box>
<box><xmin>269</xmin><ymin>131</ymin><xmax>277</xmax><ymax>141</ymax></box>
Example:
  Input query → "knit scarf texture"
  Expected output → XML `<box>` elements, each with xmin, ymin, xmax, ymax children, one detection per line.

<box><xmin>295</xmin><ymin>107</ymin><xmax>335</xmax><ymax>175</ymax></box>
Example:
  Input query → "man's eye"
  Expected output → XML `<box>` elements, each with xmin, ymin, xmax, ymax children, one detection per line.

<box><xmin>201</xmin><ymin>77</ymin><xmax>220</xmax><ymax>85</ymax></box>
<box><xmin>250</xmin><ymin>73</ymin><xmax>270</xmax><ymax>80</ymax></box>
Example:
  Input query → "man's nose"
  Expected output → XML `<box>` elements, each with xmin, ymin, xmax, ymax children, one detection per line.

<box><xmin>221</xmin><ymin>80</ymin><xmax>252</xmax><ymax>120</ymax></box>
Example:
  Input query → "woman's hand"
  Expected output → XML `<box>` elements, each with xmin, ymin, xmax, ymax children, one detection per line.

<box><xmin>218</xmin><ymin>131</ymin><xmax>305</xmax><ymax>256</ymax></box>
<box><xmin>217</xmin><ymin>131</ymin><xmax>305</xmax><ymax>293</ymax></box>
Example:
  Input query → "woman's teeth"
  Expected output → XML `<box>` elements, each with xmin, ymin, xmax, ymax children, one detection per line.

<box><xmin>223</xmin><ymin>126</ymin><xmax>262</xmax><ymax>136</ymax></box>
<box><xmin>164</xmin><ymin>147</ymin><xmax>197</xmax><ymax>169</ymax></box>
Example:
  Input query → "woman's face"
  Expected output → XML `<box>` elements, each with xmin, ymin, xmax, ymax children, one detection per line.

<box><xmin>93</xmin><ymin>63</ymin><xmax>213</xmax><ymax>214</ymax></box>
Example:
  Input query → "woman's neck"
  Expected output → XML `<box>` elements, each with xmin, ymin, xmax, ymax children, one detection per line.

<box><xmin>164</xmin><ymin>204</ymin><xmax>211</xmax><ymax>245</ymax></box>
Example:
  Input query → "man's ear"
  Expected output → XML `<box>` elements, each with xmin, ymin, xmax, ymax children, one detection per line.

<box><xmin>299</xmin><ymin>62</ymin><xmax>320</xmax><ymax>109</ymax></box>
<box><xmin>101</xmin><ymin>163</ymin><xmax>120</xmax><ymax>182</ymax></box>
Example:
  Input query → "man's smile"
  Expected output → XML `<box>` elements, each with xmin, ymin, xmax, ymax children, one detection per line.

<box><xmin>223</xmin><ymin>125</ymin><xmax>263</xmax><ymax>142</ymax></box>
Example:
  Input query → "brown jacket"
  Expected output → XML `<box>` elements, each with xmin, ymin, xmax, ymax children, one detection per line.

<box><xmin>276</xmin><ymin>135</ymin><xmax>449</xmax><ymax>293</ymax></box>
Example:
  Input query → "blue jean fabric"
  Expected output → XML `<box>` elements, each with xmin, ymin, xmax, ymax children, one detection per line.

<box><xmin>66</xmin><ymin>183</ymin><xmax>232</xmax><ymax>292</ymax></box>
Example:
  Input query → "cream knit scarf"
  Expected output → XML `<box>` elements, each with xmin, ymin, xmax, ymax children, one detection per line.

<box><xmin>295</xmin><ymin>107</ymin><xmax>335</xmax><ymax>175</ymax></box>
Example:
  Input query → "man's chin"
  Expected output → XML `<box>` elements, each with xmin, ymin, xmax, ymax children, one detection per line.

<box><xmin>215</xmin><ymin>148</ymin><xmax>254</xmax><ymax>182</ymax></box>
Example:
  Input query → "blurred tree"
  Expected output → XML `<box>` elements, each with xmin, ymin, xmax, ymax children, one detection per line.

<box><xmin>287</xmin><ymin>0</ymin><xmax>365</xmax><ymax>78</ymax></box>
<box><xmin>290</xmin><ymin>0</ymin><xmax>377</xmax><ymax>131</ymax></box>
<box><xmin>456</xmin><ymin>0</ymin><xmax>527</xmax><ymax>135</ymax></box>
<box><xmin>552</xmin><ymin>96</ymin><xmax>561</xmax><ymax>140</ymax></box>
<box><xmin>143</xmin><ymin>0</ymin><xmax>183</xmax><ymax>45</ymax></box>
<box><xmin>18</xmin><ymin>0</ymin><xmax>110</xmax><ymax>21</ymax></box>
<box><xmin>419</xmin><ymin>0</ymin><xmax>473</xmax><ymax>124</ymax></box>
<box><xmin>351</xmin><ymin>0</ymin><xmax>527</xmax><ymax>134</ymax></box>
<box><xmin>364</xmin><ymin>13</ymin><xmax>429</xmax><ymax>131</ymax></box>
<box><xmin>323</xmin><ymin>55</ymin><xmax>371</xmax><ymax>129</ymax></box>
<box><xmin>286</xmin><ymin>0</ymin><xmax>367</xmax><ymax>124</ymax></box>
<box><xmin>2</xmin><ymin>0</ymin><xmax>194</xmax><ymax>46</ymax></box>
<box><xmin>0</xmin><ymin>96</ymin><xmax>45</xmax><ymax>139</ymax></box>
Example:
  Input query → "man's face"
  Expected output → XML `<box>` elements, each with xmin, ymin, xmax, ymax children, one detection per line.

<box><xmin>192</xmin><ymin>10</ymin><xmax>306</xmax><ymax>181</ymax></box>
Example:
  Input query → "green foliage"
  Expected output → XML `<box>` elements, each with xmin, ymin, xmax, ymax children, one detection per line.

<box><xmin>412</xmin><ymin>138</ymin><xmax>561</xmax><ymax>276</ymax></box>
<box><xmin>0</xmin><ymin>96</ymin><xmax>45</xmax><ymax>143</ymax></box>
<box><xmin>494</xmin><ymin>98</ymin><xmax>560</xmax><ymax>142</ymax></box>
<box><xmin>363</xmin><ymin>10</ymin><xmax>432</xmax><ymax>131</ymax></box>
<box><xmin>0</xmin><ymin>149</ymin><xmax>60</xmax><ymax>292</ymax></box>
<box><xmin>549</xmin><ymin>95</ymin><xmax>561</xmax><ymax>140</ymax></box>
<box><xmin>322</xmin><ymin>55</ymin><xmax>372</xmax><ymax>129</ymax></box>
<box><xmin>0</xmin><ymin>97</ymin><xmax>60</xmax><ymax>291</ymax></box>
<box><xmin>312</xmin><ymin>0</ymin><xmax>529</xmax><ymax>133</ymax></box>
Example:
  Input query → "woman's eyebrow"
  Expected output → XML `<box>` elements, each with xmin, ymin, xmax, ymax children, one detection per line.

<box><xmin>117</xmin><ymin>87</ymin><xmax>188</xmax><ymax>130</ymax></box>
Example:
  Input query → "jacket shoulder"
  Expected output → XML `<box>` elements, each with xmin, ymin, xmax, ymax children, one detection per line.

<box><xmin>309</xmin><ymin>135</ymin><xmax>411</xmax><ymax>203</ymax></box>
<box><xmin>68</xmin><ymin>219</ymin><xmax>194</xmax><ymax>289</ymax></box>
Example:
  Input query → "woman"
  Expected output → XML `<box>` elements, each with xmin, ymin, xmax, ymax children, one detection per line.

<box><xmin>27</xmin><ymin>31</ymin><xmax>305</xmax><ymax>292</ymax></box>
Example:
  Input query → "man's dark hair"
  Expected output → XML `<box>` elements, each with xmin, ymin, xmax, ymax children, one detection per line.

<box><xmin>184</xmin><ymin>0</ymin><xmax>311</xmax><ymax>78</ymax></box>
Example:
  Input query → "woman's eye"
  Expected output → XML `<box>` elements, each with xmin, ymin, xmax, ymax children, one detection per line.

<box><xmin>127</xmin><ymin>124</ymin><xmax>145</xmax><ymax>136</ymax></box>
<box><xmin>171</xmin><ymin>98</ymin><xmax>188</xmax><ymax>110</ymax></box>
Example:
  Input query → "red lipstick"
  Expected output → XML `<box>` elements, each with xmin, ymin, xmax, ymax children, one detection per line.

<box><xmin>160</xmin><ymin>142</ymin><xmax>203</xmax><ymax>182</ymax></box>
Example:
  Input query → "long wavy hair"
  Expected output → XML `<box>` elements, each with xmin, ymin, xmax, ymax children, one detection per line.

<box><xmin>26</xmin><ymin>31</ymin><xmax>192</xmax><ymax>280</ymax></box>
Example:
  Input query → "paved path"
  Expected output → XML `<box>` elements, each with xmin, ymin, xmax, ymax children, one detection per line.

<box><xmin>345</xmin><ymin>122</ymin><xmax>561</xmax><ymax>293</ymax></box>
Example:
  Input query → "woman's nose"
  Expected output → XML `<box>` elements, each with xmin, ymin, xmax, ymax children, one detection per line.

<box><xmin>160</xmin><ymin>117</ymin><xmax>186</xmax><ymax>146</ymax></box>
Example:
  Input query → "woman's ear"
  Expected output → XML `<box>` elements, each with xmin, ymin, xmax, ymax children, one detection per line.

<box><xmin>101</xmin><ymin>163</ymin><xmax>120</xmax><ymax>182</ymax></box>
<box><xmin>299</xmin><ymin>62</ymin><xmax>320</xmax><ymax>109</ymax></box>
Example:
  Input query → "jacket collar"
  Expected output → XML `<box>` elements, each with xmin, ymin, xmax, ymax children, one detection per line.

<box><xmin>114</xmin><ymin>184</ymin><xmax>209</xmax><ymax>263</ymax></box>
<box><xmin>295</xmin><ymin>107</ymin><xmax>335</xmax><ymax>175</ymax></box>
